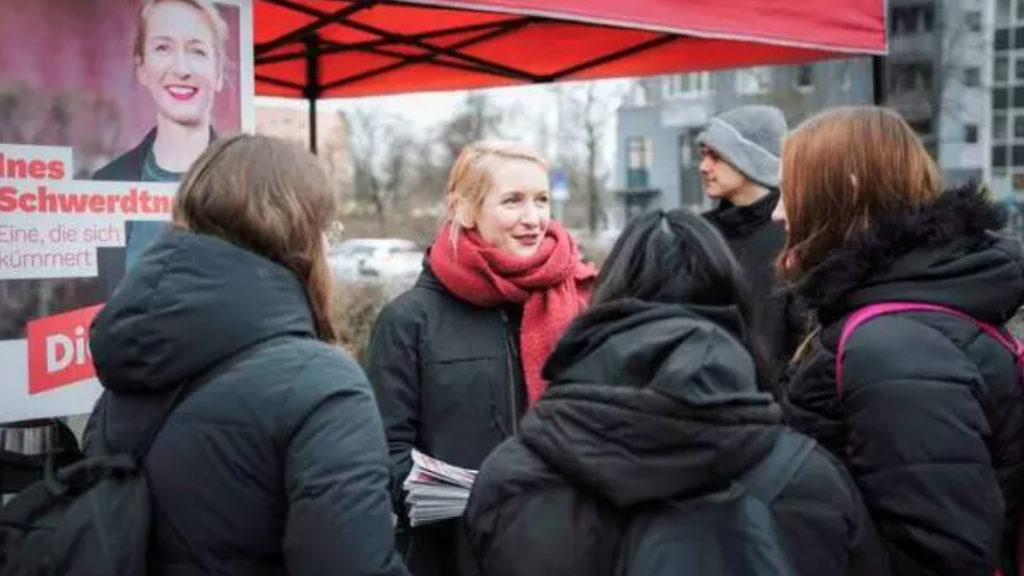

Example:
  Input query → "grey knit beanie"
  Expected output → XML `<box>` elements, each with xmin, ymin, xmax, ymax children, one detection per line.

<box><xmin>697</xmin><ymin>105</ymin><xmax>787</xmax><ymax>188</ymax></box>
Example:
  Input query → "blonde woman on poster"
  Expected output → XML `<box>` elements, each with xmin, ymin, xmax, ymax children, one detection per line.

<box><xmin>94</xmin><ymin>0</ymin><xmax>228</xmax><ymax>286</ymax></box>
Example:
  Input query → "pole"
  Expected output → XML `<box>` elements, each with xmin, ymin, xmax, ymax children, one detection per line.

<box><xmin>872</xmin><ymin>55</ymin><xmax>887</xmax><ymax>106</ymax></box>
<box><xmin>305</xmin><ymin>35</ymin><xmax>320</xmax><ymax>154</ymax></box>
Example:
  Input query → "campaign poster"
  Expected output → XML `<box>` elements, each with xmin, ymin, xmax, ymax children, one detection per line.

<box><xmin>0</xmin><ymin>0</ymin><xmax>255</xmax><ymax>423</ymax></box>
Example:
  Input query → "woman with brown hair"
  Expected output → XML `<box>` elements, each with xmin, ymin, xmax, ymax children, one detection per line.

<box><xmin>366</xmin><ymin>140</ymin><xmax>596</xmax><ymax>576</ymax></box>
<box><xmin>776</xmin><ymin>106</ymin><xmax>1024</xmax><ymax>576</ymax></box>
<box><xmin>85</xmin><ymin>135</ymin><xmax>407</xmax><ymax>576</ymax></box>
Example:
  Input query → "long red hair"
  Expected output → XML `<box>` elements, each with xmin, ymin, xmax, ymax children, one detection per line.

<box><xmin>778</xmin><ymin>106</ymin><xmax>942</xmax><ymax>278</ymax></box>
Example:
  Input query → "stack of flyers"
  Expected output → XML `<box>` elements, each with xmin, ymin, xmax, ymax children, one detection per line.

<box><xmin>403</xmin><ymin>449</ymin><xmax>478</xmax><ymax>527</ymax></box>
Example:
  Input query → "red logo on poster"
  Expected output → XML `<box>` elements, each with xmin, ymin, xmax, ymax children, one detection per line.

<box><xmin>26</xmin><ymin>305</ymin><xmax>102</xmax><ymax>395</ymax></box>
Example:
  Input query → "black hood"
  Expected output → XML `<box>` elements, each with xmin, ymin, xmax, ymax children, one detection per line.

<box><xmin>90</xmin><ymin>230</ymin><xmax>317</xmax><ymax>393</ymax></box>
<box><xmin>796</xmin><ymin>185</ymin><xmax>1024</xmax><ymax>325</ymax></box>
<box><xmin>520</xmin><ymin>300</ymin><xmax>783</xmax><ymax>508</ymax></box>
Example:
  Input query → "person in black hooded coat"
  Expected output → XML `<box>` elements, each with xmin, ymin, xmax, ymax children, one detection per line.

<box><xmin>84</xmin><ymin>135</ymin><xmax>407</xmax><ymax>576</ymax></box>
<box><xmin>698</xmin><ymin>105</ymin><xmax>805</xmax><ymax>384</ymax></box>
<box><xmin>776</xmin><ymin>107</ymin><xmax>1024</xmax><ymax>576</ymax></box>
<box><xmin>464</xmin><ymin>209</ymin><xmax>889</xmax><ymax>576</ymax></box>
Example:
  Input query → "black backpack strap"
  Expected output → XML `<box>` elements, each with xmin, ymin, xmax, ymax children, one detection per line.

<box><xmin>127</xmin><ymin>335</ymin><xmax>291</xmax><ymax>464</ymax></box>
<box><xmin>738</xmin><ymin>429</ymin><xmax>817</xmax><ymax>504</ymax></box>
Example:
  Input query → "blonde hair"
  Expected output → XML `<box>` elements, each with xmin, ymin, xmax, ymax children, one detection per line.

<box><xmin>173</xmin><ymin>134</ymin><xmax>340</xmax><ymax>343</ymax></box>
<box><xmin>134</xmin><ymin>0</ymin><xmax>230</xmax><ymax>77</ymax></box>
<box><xmin>445</xmin><ymin>140</ymin><xmax>549</xmax><ymax>233</ymax></box>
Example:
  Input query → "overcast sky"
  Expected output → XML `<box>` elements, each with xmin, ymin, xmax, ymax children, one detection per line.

<box><xmin>255</xmin><ymin>78</ymin><xmax>632</xmax><ymax>171</ymax></box>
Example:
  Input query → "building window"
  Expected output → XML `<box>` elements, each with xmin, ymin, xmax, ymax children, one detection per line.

<box><xmin>996</xmin><ymin>87</ymin><xmax>1010</xmax><ymax>109</ymax></box>
<box><xmin>998</xmin><ymin>29</ymin><xmax>1012</xmax><ymax>51</ymax></box>
<box><xmin>795</xmin><ymin>65</ymin><xmax>814</xmax><ymax>90</ymax></box>
<box><xmin>1015</xmin><ymin>174</ymin><xmax>1024</xmax><ymax>191</ymax></box>
<box><xmin>1018</xmin><ymin>0</ymin><xmax>1024</xmax><ymax>20</ymax></box>
<box><xmin>964</xmin><ymin>124</ymin><xmax>979</xmax><ymax>144</ymax></box>
<box><xmin>890</xmin><ymin>8</ymin><xmax>907</xmax><ymax>36</ymax></box>
<box><xmin>922</xmin><ymin>5</ymin><xmax>935</xmax><ymax>31</ymax></box>
<box><xmin>965</xmin><ymin>11</ymin><xmax>982</xmax><ymax>32</ymax></box>
<box><xmin>678</xmin><ymin>131</ymin><xmax>701</xmax><ymax>169</ymax></box>
<box><xmin>737</xmin><ymin>67</ymin><xmax>772</xmax><ymax>95</ymax></box>
<box><xmin>995</xmin><ymin>146</ymin><xmax>1009</xmax><ymax>167</ymax></box>
<box><xmin>1000</xmin><ymin>0</ymin><xmax>1012</xmax><ymax>22</ymax></box>
<box><xmin>963</xmin><ymin>67</ymin><xmax>981</xmax><ymax>87</ymax></box>
<box><xmin>663</xmin><ymin>73</ymin><xmax>710</xmax><ymax>98</ymax></box>
<box><xmin>891</xmin><ymin>5</ymin><xmax>936</xmax><ymax>35</ymax></box>
<box><xmin>996</xmin><ymin>112</ymin><xmax>1009</xmax><ymax>141</ymax></box>
<box><xmin>1015</xmin><ymin>145</ymin><xmax>1024</xmax><ymax>165</ymax></box>
<box><xmin>626</xmin><ymin>138</ymin><xmax>652</xmax><ymax>189</ymax></box>
<box><xmin>997</xmin><ymin>56</ymin><xmax>1010</xmax><ymax>84</ymax></box>
<box><xmin>679</xmin><ymin>134</ymin><xmax>693</xmax><ymax>169</ymax></box>
<box><xmin>1017</xmin><ymin>28</ymin><xmax>1024</xmax><ymax>49</ymax></box>
<box><xmin>892</xmin><ymin>63</ymin><xmax>933</xmax><ymax>92</ymax></box>
<box><xmin>1014</xmin><ymin>114</ymin><xmax>1024</xmax><ymax>139</ymax></box>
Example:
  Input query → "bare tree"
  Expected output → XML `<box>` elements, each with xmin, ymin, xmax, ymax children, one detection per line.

<box><xmin>880</xmin><ymin>2</ymin><xmax>989</xmax><ymax>148</ymax></box>
<box><xmin>439</xmin><ymin>91</ymin><xmax>505</xmax><ymax>162</ymax></box>
<box><xmin>347</xmin><ymin>110</ymin><xmax>416</xmax><ymax>229</ymax></box>
<box><xmin>556</xmin><ymin>82</ymin><xmax>622</xmax><ymax>233</ymax></box>
<box><xmin>936</xmin><ymin>6</ymin><xmax>988</xmax><ymax>123</ymax></box>
<box><xmin>406</xmin><ymin>90</ymin><xmax>507</xmax><ymax>213</ymax></box>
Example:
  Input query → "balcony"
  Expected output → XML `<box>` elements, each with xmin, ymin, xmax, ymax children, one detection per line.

<box><xmin>626</xmin><ymin>168</ymin><xmax>650</xmax><ymax>190</ymax></box>
<box><xmin>887</xmin><ymin>89</ymin><xmax>934</xmax><ymax>122</ymax></box>
<box><xmin>889</xmin><ymin>33</ymin><xmax>938</xmax><ymax>58</ymax></box>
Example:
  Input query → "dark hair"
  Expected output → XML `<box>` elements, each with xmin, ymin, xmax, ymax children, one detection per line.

<box><xmin>592</xmin><ymin>209</ymin><xmax>770</xmax><ymax>389</ymax></box>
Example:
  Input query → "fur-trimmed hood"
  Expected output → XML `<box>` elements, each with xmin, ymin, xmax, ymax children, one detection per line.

<box><xmin>795</xmin><ymin>185</ymin><xmax>1024</xmax><ymax>325</ymax></box>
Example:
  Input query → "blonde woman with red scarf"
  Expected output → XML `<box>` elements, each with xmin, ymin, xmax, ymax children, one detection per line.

<box><xmin>367</xmin><ymin>140</ymin><xmax>596</xmax><ymax>576</ymax></box>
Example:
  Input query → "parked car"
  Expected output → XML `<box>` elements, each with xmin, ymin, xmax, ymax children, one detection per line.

<box><xmin>329</xmin><ymin>238</ymin><xmax>424</xmax><ymax>283</ymax></box>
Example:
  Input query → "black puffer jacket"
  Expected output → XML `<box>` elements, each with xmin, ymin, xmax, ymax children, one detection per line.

<box><xmin>704</xmin><ymin>190</ymin><xmax>805</xmax><ymax>382</ymax></box>
<box><xmin>85</xmin><ymin>231</ymin><xmax>407</xmax><ymax>576</ymax></box>
<box><xmin>466</xmin><ymin>300</ymin><xmax>889</xmax><ymax>576</ymax></box>
<box><xmin>366</xmin><ymin>266</ymin><xmax>525</xmax><ymax>576</ymax></box>
<box><xmin>784</xmin><ymin>186</ymin><xmax>1024</xmax><ymax>576</ymax></box>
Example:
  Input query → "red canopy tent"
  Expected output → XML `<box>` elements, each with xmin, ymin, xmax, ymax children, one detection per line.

<box><xmin>254</xmin><ymin>0</ymin><xmax>888</xmax><ymax>151</ymax></box>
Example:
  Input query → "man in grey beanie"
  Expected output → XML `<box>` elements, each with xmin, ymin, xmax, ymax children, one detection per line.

<box><xmin>699</xmin><ymin>105</ymin><xmax>803</xmax><ymax>386</ymax></box>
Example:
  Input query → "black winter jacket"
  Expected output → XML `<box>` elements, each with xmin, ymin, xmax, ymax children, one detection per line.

<box><xmin>784</xmin><ymin>186</ymin><xmax>1024</xmax><ymax>576</ymax></box>
<box><xmin>366</xmin><ymin>266</ymin><xmax>526</xmax><ymax>576</ymax></box>
<box><xmin>85</xmin><ymin>231</ymin><xmax>407</xmax><ymax>576</ymax></box>
<box><xmin>466</xmin><ymin>300</ymin><xmax>889</xmax><ymax>576</ymax></box>
<box><xmin>704</xmin><ymin>190</ymin><xmax>805</xmax><ymax>382</ymax></box>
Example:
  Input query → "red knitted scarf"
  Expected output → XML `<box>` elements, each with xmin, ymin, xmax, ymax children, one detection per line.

<box><xmin>429</xmin><ymin>221</ymin><xmax>596</xmax><ymax>406</ymax></box>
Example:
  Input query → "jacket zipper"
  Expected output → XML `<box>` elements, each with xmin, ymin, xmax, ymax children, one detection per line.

<box><xmin>500</xmin><ymin>311</ymin><xmax>519</xmax><ymax>435</ymax></box>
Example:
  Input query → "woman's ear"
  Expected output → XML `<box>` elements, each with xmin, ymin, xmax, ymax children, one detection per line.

<box><xmin>453</xmin><ymin>199</ymin><xmax>475</xmax><ymax>229</ymax></box>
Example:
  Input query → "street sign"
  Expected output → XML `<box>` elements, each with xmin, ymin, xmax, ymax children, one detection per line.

<box><xmin>551</xmin><ymin>168</ymin><xmax>569</xmax><ymax>202</ymax></box>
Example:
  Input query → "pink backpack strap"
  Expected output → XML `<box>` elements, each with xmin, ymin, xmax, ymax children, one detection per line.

<box><xmin>836</xmin><ymin>302</ymin><xmax>1020</xmax><ymax>397</ymax></box>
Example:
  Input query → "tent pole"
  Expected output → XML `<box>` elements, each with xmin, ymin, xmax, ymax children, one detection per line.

<box><xmin>305</xmin><ymin>35</ymin><xmax>321</xmax><ymax>155</ymax></box>
<box><xmin>871</xmin><ymin>55</ymin><xmax>886</xmax><ymax>106</ymax></box>
<box><xmin>309</xmin><ymin>94</ymin><xmax>318</xmax><ymax>155</ymax></box>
